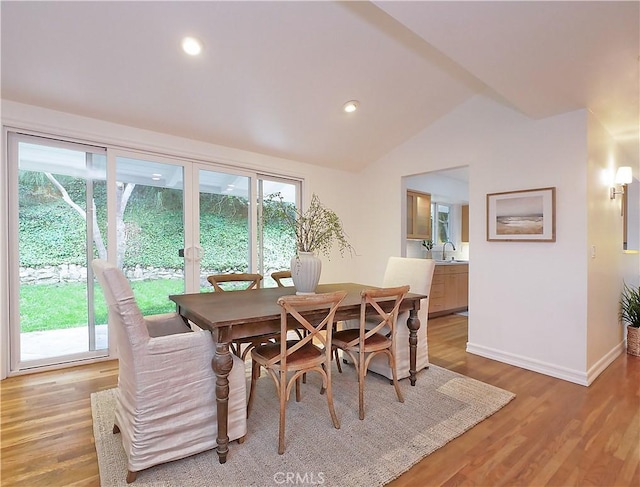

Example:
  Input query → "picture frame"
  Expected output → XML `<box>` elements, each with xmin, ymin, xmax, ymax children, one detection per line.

<box><xmin>486</xmin><ymin>187</ymin><xmax>556</xmax><ymax>242</ymax></box>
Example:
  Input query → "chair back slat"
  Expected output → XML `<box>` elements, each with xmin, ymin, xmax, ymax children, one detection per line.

<box><xmin>271</xmin><ymin>270</ymin><xmax>292</xmax><ymax>288</ymax></box>
<box><xmin>269</xmin><ymin>291</ymin><xmax>347</xmax><ymax>368</ymax></box>
<box><xmin>207</xmin><ymin>273</ymin><xmax>263</xmax><ymax>292</ymax></box>
<box><xmin>346</xmin><ymin>285</ymin><xmax>410</xmax><ymax>349</ymax></box>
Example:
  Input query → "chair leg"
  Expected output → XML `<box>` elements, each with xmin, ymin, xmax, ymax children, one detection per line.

<box><xmin>278</xmin><ymin>373</ymin><xmax>287</xmax><ymax>455</ymax></box>
<box><xmin>389</xmin><ymin>351</ymin><xmax>404</xmax><ymax>404</ymax></box>
<box><xmin>126</xmin><ymin>470</ymin><xmax>137</xmax><ymax>483</ymax></box>
<box><xmin>113</xmin><ymin>424</ymin><xmax>120</xmax><ymax>434</ymax></box>
<box><xmin>334</xmin><ymin>347</ymin><xmax>342</xmax><ymax>374</ymax></box>
<box><xmin>320</xmin><ymin>363</ymin><xmax>327</xmax><ymax>395</ymax></box>
<box><xmin>295</xmin><ymin>376</ymin><xmax>301</xmax><ymax>402</ymax></box>
<box><xmin>241</xmin><ymin>343</ymin><xmax>254</xmax><ymax>361</ymax></box>
<box><xmin>358</xmin><ymin>355</ymin><xmax>366</xmax><ymax>420</ymax></box>
<box><xmin>324</xmin><ymin>370</ymin><xmax>340</xmax><ymax>430</ymax></box>
<box><xmin>247</xmin><ymin>360</ymin><xmax>260</xmax><ymax>418</ymax></box>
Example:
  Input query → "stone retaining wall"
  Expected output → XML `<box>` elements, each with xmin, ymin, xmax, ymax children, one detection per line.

<box><xmin>20</xmin><ymin>264</ymin><xmax>184</xmax><ymax>285</ymax></box>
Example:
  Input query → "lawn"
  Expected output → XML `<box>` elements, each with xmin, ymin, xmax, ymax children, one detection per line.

<box><xmin>19</xmin><ymin>279</ymin><xmax>184</xmax><ymax>333</ymax></box>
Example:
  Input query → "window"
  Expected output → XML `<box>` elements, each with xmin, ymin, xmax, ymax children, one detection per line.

<box><xmin>431</xmin><ymin>202</ymin><xmax>451</xmax><ymax>244</ymax></box>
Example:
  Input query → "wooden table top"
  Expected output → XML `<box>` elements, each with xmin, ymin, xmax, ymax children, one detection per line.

<box><xmin>169</xmin><ymin>282</ymin><xmax>427</xmax><ymax>332</ymax></box>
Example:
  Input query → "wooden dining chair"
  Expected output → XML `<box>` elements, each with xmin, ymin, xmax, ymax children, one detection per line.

<box><xmin>207</xmin><ymin>273</ymin><xmax>275</xmax><ymax>360</ymax></box>
<box><xmin>271</xmin><ymin>270</ymin><xmax>292</xmax><ymax>288</ymax></box>
<box><xmin>340</xmin><ymin>257</ymin><xmax>435</xmax><ymax>380</ymax></box>
<box><xmin>332</xmin><ymin>285</ymin><xmax>409</xmax><ymax>420</ymax></box>
<box><xmin>247</xmin><ymin>291</ymin><xmax>347</xmax><ymax>454</ymax></box>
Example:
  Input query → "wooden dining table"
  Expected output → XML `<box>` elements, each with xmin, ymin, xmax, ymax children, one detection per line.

<box><xmin>169</xmin><ymin>282</ymin><xmax>428</xmax><ymax>464</ymax></box>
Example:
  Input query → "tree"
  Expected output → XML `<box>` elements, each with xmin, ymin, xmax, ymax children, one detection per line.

<box><xmin>45</xmin><ymin>173</ymin><xmax>135</xmax><ymax>268</ymax></box>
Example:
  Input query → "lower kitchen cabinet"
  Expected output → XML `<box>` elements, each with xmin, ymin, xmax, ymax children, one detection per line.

<box><xmin>428</xmin><ymin>263</ymin><xmax>468</xmax><ymax>317</ymax></box>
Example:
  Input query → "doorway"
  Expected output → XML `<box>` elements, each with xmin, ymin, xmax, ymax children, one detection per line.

<box><xmin>403</xmin><ymin>166</ymin><xmax>470</xmax><ymax>345</ymax></box>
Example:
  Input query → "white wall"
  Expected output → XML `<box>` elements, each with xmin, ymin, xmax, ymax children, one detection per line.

<box><xmin>586</xmin><ymin>114</ymin><xmax>640</xmax><ymax>378</ymax></box>
<box><xmin>356</xmin><ymin>95</ymin><xmax>631</xmax><ymax>385</ymax></box>
<box><xmin>0</xmin><ymin>100</ymin><xmax>360</xmax><ymax>378</ymax></box>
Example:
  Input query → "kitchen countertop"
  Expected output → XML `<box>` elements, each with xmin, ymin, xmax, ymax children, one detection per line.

<box><xmin>434</xmin><ymin>260</ymin><xmax>468</xmax><ymax>265</ymax></box>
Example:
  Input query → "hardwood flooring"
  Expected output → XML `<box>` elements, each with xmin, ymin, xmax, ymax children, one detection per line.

<box><xmin>1</xmin><ymin>314</ymin><xmax>638</xmax><ymax>486</ymax></box>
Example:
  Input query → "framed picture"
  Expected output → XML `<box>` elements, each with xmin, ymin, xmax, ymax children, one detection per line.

<box><xmin>486</xmin><ymin>187</ymin><xmax>556</xmax><ymax>242</ymax></box>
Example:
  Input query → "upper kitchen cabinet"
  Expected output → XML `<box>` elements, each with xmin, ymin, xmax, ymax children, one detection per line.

<box><xmin>407</xmin><ymin>190</ymin><xmax>431</xmax><ymax>239</ymax></box>
<box><xmin>461</xmin><ymin>204</ymin><xmax>469</xmax><ymax>243</ymax></box>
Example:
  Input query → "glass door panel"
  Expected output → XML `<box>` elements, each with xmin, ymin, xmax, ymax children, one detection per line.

<box><xmin>115</xmin><ymin>156</ymin><xmax>186</xmax><ymax>314</ymax></box>
<box><xmin>259</xmin><ymin>178</ymin><xmax>299</xmax><ymax>288</ymax></box>
<box><xmin>12</xmin><ymin>135</ymin><xmax>108</xmax><ymax>368</ymax></box>
<box><xmin>197</xmin><ymin>169</ymin><xmax>251</xmax><ymax>292</ymax></box>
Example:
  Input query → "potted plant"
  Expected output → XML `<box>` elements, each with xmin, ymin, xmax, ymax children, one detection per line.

<box><xmin>267</xmin><ymin>193</ymin><xmax>354</xmax><ymax>293</ymax></box>
<box><xmin>620</xmin><ymin>282</ymin><xmax>640</xmax><ymax>356</ymax></box>
<box><xmin>422</xmin><ymin>239</ymin><xmax>434</xmax><ymax>259</ymax></box>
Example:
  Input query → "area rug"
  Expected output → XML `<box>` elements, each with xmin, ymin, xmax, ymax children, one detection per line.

<box><xmin>92</xmin><ymin>365</ymin><xmax>515</xmax><ymax>487</ymax></box>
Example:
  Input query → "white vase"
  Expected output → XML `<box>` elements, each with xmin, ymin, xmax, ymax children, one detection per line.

<box><xmin>290</xmin><ymin>252</ymin><xmax>322</xmax><ymax>294</ymax></box>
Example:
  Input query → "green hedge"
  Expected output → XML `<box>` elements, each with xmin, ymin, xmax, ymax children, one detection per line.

<box><xmin>19</xmin><ymin>200</ymin><xmax>295</xmax><ymax>271</ymax></box>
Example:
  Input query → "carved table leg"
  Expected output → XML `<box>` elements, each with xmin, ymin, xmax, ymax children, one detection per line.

<box><xmin>407</xmin><ymin>309</ymin><xmax>420</xmax><ymax>386</ymax></box>
<box><xmin>212</xmin><ymin>339</ymin><xmax>234</xmax><ymax>463</ymax></box>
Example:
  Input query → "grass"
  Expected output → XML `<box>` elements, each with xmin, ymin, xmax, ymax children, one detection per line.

<box><xmin>19</xmin><ymin>279</ymin><xmax>185</xmax><ymax>333</ymax></box>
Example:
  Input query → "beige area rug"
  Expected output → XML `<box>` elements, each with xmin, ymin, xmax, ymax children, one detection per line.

<box><xmin>92</xmin><ymin>365</ymin><xmax>515</xmax><ymax>487</ymax></box>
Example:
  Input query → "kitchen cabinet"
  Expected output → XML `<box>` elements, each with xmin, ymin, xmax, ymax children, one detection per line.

<box><xmin>461</xmin><ymin>204</ymin><xmax>469</xmax><ymax>243</ymax></box>
<box><xmin>428</xmin><ymin>263</ymin><xmax>468</xmax><ymax>317</ymax></box>
<box><xmin>406</xmin><ymin>190</ymin><xmax>431</xmax><ymax>240</ymax></box>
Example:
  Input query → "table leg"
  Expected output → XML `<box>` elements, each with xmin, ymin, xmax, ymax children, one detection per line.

<box><xmin>407</xmin><ymin>309</ymin><xmax>420</xmax><ymax>386</ymax></box>
<box><xmin>212</xmin><ymin>340</ymin><xmax>233</xmax><ymax>463</ymax></box>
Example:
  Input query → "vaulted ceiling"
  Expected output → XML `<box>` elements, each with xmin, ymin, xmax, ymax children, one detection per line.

<box><xmin>2</xmin><ymin>1</ymin><xmax>638</xmax><ymax>172</ymax></box>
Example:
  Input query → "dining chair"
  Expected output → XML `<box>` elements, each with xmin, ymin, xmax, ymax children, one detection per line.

<box><xmin>332</xmin><ymin>285</ymin><xmax>409</xmax><ymax>420</ymax></box>
<box><xmin>247</xmin><ymin>291</ymin><xmax>347</xmax><ymax>454</ymax></box>
<box><xmin>207</xmin><ymin>272</ymin><xmax>277</xmax><ymax>360</ymax></box>
<box><xmin>271</xmin><ymin>270</ymin><xmax>292</xmax><ymax>287</ymax></box>
<box><xmin>340</xmin><ymin>257</ymin><xmax>435</xmax><ymax>380</ymax></box>
<box><xmin>91</xmin><ymin>259</ymin><xmax>247</xmax><ymax>483</ymax></box>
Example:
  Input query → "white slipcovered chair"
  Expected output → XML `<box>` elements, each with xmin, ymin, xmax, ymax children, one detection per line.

<box><xmin>91</xmin><ymin>259</ymin><xmax>247</xmax><ymax>483</ymax></box>
<box><xmin>341</xmin><ymin>257</ymin><xmax>435</xmax><ymax>380</ymax></box>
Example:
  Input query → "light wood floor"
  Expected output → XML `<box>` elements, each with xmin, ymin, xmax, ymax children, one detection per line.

<box><xmin>1</xmin><ymin>314</ymin><xmax>638</xmax><ymax>486</ymax></box>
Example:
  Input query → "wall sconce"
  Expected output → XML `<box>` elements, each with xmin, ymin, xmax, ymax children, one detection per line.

<box><xmin>610</xmin><ymin>166</ymin><xmax>633</xmax><ymax>199</ymax></box>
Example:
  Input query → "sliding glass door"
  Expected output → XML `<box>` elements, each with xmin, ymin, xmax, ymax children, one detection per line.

<box><xmin>195</xmin><ymin>168</ymin><xmax>252</xmax><ymax>291</ymax></box>
<box><xmin>114</xmin><ymin>155</ymin><xmax>187</xmax><ymax>314</ymax></box>
<box><xmin>193</xmin><ymin>168</ymin><xmax>300</xmax><ymax>291</ymax></box>
<box><xmin>8</xmin><ymin>135</ymin><xmax>301</xmax><ymax>373</ymax></box>
<box><xmin>9</xmin><ymin>134</ymin><xmax>109</xmax><ymax>369</ymax></box>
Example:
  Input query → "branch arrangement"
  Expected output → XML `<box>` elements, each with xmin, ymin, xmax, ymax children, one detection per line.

<box><xmin>267</xmin><ymin>193</ymin><xmax>354</xmax><ymax>259</ymax></box>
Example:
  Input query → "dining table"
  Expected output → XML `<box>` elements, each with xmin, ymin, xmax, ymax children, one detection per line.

<box><xmin>169</xmin><ymin>282</ymin><xmax>428</xmax><ymax>464</ymax></box>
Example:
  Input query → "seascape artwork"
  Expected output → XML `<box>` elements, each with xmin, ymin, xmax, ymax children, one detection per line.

<box><xmin>495</xmin><ymin>195</ymin><xmax>543</xmax><ymax>235</ymax></box>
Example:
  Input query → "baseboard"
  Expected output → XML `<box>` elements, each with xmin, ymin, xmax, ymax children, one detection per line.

<box><xmin>585</xmin><ymin>341</ymin><xmax>625</xmax><ymax>386</ymax></box>
<box><xmin>466</xmin><ymin>342</ymin><xmax>590</xmax><ymax>386</ymax></box>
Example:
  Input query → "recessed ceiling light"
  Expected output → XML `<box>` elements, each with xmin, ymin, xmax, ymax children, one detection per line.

<box><xmin>343</xmin><ymin>100</ymin><xmax>359</xmax><ymax>113</ymax></box>
<box><xmin>182</xmin><ymin>36</ymin><xmax>203</xmax><ymax>56</ymax></box>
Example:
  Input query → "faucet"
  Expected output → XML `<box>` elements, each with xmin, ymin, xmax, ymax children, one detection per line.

<box><xmin>442</xmin><ymin>241</ymin><xmax>456</xmax><ymax>261</ymax></box>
